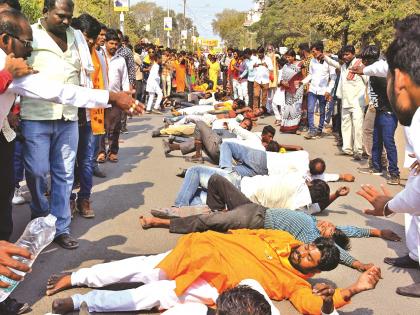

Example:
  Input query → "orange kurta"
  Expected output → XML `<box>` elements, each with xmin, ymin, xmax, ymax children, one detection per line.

<box><xmin>174</xmin><ymin>61</ymin><xmax>186</xmax><ymax>93</ymax></box>
<box><xmin>157</xmin><ymin>229</ymin><xmax>349</xmax><ymax>315</ymax></box>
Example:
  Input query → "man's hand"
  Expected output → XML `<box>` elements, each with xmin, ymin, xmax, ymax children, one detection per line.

<box><xmin>408</xmin><ymin>154</ymin><xmax>419</xmax><ymax>175</ymax></box>
<box><xmin>354</xmin><ymin>266</ymin><xmax>381</xmax><ymax>292</ymax></box>
<box><xmin>4</xmin><ymin>53</ymin><xmax>38</xmax><ymax>78</ymax></box>
<box><xmin>380</xmin><ymin>229</ymin><xmax>401</xmax><ymax>242</ymax></box>
<box><xmin>350</xmin><ymin>64</ymin><xmax>365</xmax><ymax>75</ymax></box>
<box><xmin>335</xmin><ymin>186</ymin><xmax>350</xmax><ymax>197</ymax></box>
<box><xmin>7</xmin><ymin>112</ymin><xmax>19</xmax><ymax>129</ymax></box>
<box><xmin>352</xmin><ymin>261</ymin><xmax>374</xmax><ymax>272</ymax></box>
<box><xmin>356</xmin><ymin>184</ymin><xmax>393</xmax><ymax>216</ymax></box>
<box><xmin>324</xmin><ymin>92</ymin><xmax>332</xmax><ymax>102</ymax></box>
<box><xmin>313</xmin><ymin>283</ymin><xmax>335</xmax><ymax>314</ymax></box>
<box><xmin>0</xmin><ymin>241</ymin><xmax>33</xmax><ymax>288</ymax></box>
<box><xmin>108</xmin><ymin>91</ymin><xmax>145</xmax><ymax>115</ymax></box>
<box><xmin>340</xmin><ymin>173</ymin><xmax>355</xmax><ymax>182</ymax></box>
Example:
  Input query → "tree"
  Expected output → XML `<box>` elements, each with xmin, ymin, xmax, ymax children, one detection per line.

<box><xmin>21</xmin><ymin>0</ymin><xmax>42</xmax><ymax>24</ymax></box>
<box><xmin>212</xmin><ymin>9</ymin><xmax>247</xmax><ymax>48</ymax></box>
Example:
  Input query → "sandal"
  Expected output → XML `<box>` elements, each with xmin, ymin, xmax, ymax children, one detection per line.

<box><xmin>54</xmin><ymin>234</ymin><xmax>79</xmax><ymax>250</ymax></box>
<box><xmin>150</xmin><ymin>207</ymin><xmax>181</xmax><ymax>219</ymax></box>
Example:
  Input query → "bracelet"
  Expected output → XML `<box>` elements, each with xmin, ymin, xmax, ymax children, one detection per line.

<box><xmin>383</xmin><ymin>201</ymin><xmax>395</xmax><ymax>218</ymax></box>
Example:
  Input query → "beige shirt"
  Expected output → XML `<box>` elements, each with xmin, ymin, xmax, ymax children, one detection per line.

<box><xmin>20</xmin><ymin>20</ymin><xmax>82</xmax><ymax>121</ymax></box>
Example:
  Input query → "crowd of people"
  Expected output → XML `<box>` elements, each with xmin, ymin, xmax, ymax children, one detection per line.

<box><xmin>0</xmin><ymin>0</ymin><xmax>419</xmax><ymax>314</ymax></box>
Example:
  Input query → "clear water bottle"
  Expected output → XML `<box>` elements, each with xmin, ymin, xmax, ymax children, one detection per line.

<box><xmin>0</xmin><ymin>214</ymin><xmax>57</xmax><ymax>302</ymax></box>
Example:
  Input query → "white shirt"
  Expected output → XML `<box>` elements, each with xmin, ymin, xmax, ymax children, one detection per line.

<box><xmin>146</xmin><ymin>63</ymin><xmax>161</xmax><ymax>93</ymax></box>
<box><xmin>254</xmin><ymin>55</ymin><xmax>274</xmax><ymax>84</ymax></box>
<box><xmin>0</xmin><ymin>49</ymin><xmax>110</xmax><ymax>130</ymax></box>
<box><xmin>162</xmin><ymin>279</ymin><xmax>280</xmax><ymax>315</ymax></box>
<box><xmin>105</xmin><ymin>52</ymin><xmax>130</xmax><ymax>93</ymax></box>
<box><xmin>363</xmin><ymin>59</ymin><xmax>388</xmax><ymax>77</ymax></box>
<box><xmin>223</xmin><ymin>124</ymin><xmax>265</xmax><ymax>150</ymax></box>
<box><xmin>389</xmin><ymin>107</ymin><xmax>420</xmax><ymax>215</ymax></box>
<box><xmin>302</xmin><ymin>58</ymin><xmax>336</xmax><ymax>95</ymax></box>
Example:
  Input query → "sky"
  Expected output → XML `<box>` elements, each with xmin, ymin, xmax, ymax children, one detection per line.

<box><xmin>132</xmin><ymin>0</ymin><xmax>255</xmax><ymax>39</ymax></box>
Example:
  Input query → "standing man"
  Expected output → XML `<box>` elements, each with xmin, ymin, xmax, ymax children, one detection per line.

<box><xmin>267</xmin><ymin>44</ymin><xmax>278</xmax><ymax>113</ymax></box>
<box><xmin>243</xmin><ymin>48</ymin><xmax>257</xmax><ymax>108</ymax></box>
<box><xmin>161</xmin><ymin>48</ymin><xmax>172</xmax><ymax>98</ymax></box>
<box><xmin>296</xmin><ymin>42</ymin><xmax>312</xmax><ymax>134</ymax></box>
<box><xmin>97</xmin><ymin>29</ymin><xmax>130</xmax><ymax>163</ymax></box>
<box><xmin>357</xmin><ymin>28</ymin><xmax>420</xmax><ymax>298</ymax></box>
<box><xmin>325</xmin><ymin>45</ymin><xmax>368</xmax><ymax>160</ymax></box>
<box><xmin>20</xmin><ymin>0</ymin><xmax>82</xmax><ymax>250</ymax></box>
<box><xmin>222</xmin><ymin>47</ymin><xmax>233</xmax><ymax>94</ymax></box>
<box><xmin>301</xmin><ymin>41</ymin><xmax>336</xmax><ymax>139</ymax></box>
<box><xmin>253</xmin><ymin>47</ymin><xmax>273</xmax><ymax>111</ymax></box>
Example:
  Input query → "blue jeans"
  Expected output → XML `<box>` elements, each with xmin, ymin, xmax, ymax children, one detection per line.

<box><xmin>325</xmin><ymin>99</ymin><xmax>335</xmax><ymax>124</ymax></box>
<box><xmin>372</xmin><ymin>112</ymin><xmax>399</xmax><ymax>175</ymax></box>
<box><xmin>21</xmin><ymin>120</ymin><xmax>78</xmax><ymax>237</ymax></box>
<box><xmin>219</xmin><ymin>141</ymin><xmax>268</xmax><ymax>177</ymax></box>
<box><xmin>72</xmin><ymin>123</ymin><xmax>94</xmax><ymax>200</ymax></box>
<box><xmin>174</xmin><ymin>166</ymin><xmax>241</xmax><ymax>207</ymax></box>
<box><xmin>13</xmin><ymin>140</ymin><xmax>25</xmax><ymax>187</ymax></box>
<box><xmin>307</xmin><ymin>92</ymin><xmax>327</xmax><ymax>133</ymax></box>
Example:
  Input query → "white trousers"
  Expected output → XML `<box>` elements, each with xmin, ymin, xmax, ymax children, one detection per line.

<box><xmin>239</xmin><ymin>81</ymin><xmax>249</xmax><ymax>105</ymax></box>
<box><xmin>341</xmin><ymin>105</ymin><xmax>364</xmax><ymax>155</ymax></box>
<box><xmin>266</xmin><ymin>87</ymin><xmax>276</xmax><ymax>113</ymax></box>
<box><xmin>162</xmin><ymin>74</ymin><xmax>172</xmax><ymax>98</ymax></box>
<box><xmin>70</xmin><ymin>252</ymin><xmax>219</xmax><ymax>313</ymax></box>
<box><xmin>146</xmin><ymin>89</ymin><xmax>163</xmax><ymax>111</ymax></box>
<box><xmin>232</xmin><ymin>79</ymin><xmax>240</xmax><ymax>99</ymax></box>
<box><xmin>405</xmin><ymin>214</ymin><xmax>420</xmax><ymax>264</ymax></box>
<box><xmin>180</xmin><ymin>105</ymin><xmax>214</xmax><ymax>115</ymax></box>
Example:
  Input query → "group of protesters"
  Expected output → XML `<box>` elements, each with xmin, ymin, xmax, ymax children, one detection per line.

<box><xmin>0</xmin><ymin>0</ymin><xmax>419</xmax><ymax>314</ymax></box>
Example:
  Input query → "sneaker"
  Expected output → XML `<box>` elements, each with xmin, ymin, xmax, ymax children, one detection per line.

<box><xmin>353</xmin><ymin>153</ymin><xmax>363</xmax><ymax>161</ymax></box>
<box><xmin>77</xmin><ymin>199</ymin><xmax>95</xmax><ymax>218</ymax></box>
<box><xmin>358</xmin><ymin>167</ymin><xmax>383</xmax><ymax>175</ymax></box>
<box><xmin>12</xmin><ymin>187</ymin><xmax>25</xmax><ymax>205</ymax></box>
<box><xmin>387</xmin><ymin>174</ymin><xmax>400</xmax><ymax>185</ymax></box>
<box><xmin>304</xmin><ymin>132</ymin><xmax>318</xmax><ymax>140</ymax></box>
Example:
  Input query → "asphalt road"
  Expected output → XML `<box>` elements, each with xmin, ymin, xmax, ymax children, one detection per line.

<box><xmin>10</xmin><ymin>114</ymin><xmax>420</xmax><ymax>315</ymax></box>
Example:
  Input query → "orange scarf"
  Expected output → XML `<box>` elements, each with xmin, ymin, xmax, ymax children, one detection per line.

<box><xmin>90</xmin><ymin>49</ymin><xmax>106</xmax><ymax>135</ymax></box>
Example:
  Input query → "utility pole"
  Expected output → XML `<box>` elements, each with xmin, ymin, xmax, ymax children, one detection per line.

<box><xmin>183</xmin><ymin>0</ymin><xmax>186</xmax><ymax>49</ymax></box>
<box><xmin>167</xmin><ymin>0</ymin><xmax>170</xmax><ymax>48</ymax></box>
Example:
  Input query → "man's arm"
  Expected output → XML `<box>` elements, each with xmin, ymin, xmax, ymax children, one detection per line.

<box><xmin>279</xmin><ymin>144</ymin><xmax>304</xmax><ymax>151</ymax></box>
<box><xmin>323</xmin><ymin>55</ymin><xmax>340</xmax><ymax>70</ymax></box>
<box><xmin>121</xmin><ymin>61</ymin><xmax>130</xmax><ymax>92</ymax></box>
<box><xmin>326</xmin><ymin>186</ymin><xmax>350</xmax><ymax>208</ymax></box>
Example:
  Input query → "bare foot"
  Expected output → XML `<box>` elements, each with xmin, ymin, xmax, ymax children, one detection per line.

<box><xmin>46</xmin><ymin>273</ymin><xmax>72</xmax><ymax>296</ymax></box>
<box><xmin>52</xmin><ymin>297</ymin><xmax>75</xmax><ymax>314</ymax></box>
<box><xmin>139</xmin><ymin>216</ymin><xmax>170</xmax><ymax>229</ymax></box>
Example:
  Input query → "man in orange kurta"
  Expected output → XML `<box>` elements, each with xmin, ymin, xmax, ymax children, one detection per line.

<box><xmin>48</xmin><ymin>230</ymin><xmax>380</xmax><ymax>314</ymax></box>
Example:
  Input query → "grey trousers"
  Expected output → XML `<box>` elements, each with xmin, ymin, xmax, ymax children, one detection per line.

<box><xmin>169</xmin><ymin>174</ymin><xmax>266</xmax><ymax>234</ymax></box>
<box><xmin>179</xmin><ymin>121</ymin><xmax>223</xmax><ymax>163</ymax></box>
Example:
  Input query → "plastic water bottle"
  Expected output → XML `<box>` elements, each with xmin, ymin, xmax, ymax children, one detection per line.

<box><xmin>0</xmin><ymin>214</ymin><xmax>57</xmax><ymax>302</ymax></box>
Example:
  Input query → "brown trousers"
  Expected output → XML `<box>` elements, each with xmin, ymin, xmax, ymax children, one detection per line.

<box><xmin>253</xmin><ymin>82</ymin><xmax>269</xmax><ymax>109</ymax></box>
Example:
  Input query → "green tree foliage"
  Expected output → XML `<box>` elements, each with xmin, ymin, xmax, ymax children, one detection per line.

<box><xmin>212</xmin><ymin>9</ymin><xmax>247</xmax><ymax>48</ymax></box>
<box><xmin>252</xmin><ymin>0</ymin><xmax>420</xmax><ymax>51</ymax></box>
<box><xmin>20</xmin><ymin>0</ymin><xmax>42</xmax><ymax>24</ymax></box>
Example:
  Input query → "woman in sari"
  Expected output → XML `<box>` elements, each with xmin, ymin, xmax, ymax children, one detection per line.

<box><xmin>174</xmin><ymin>56</ymin><xmax>187</xmax><ymax>93</ymax></box>
<box><xmin>279</xmin><ymin>49</ymin><xmax>304</xmax><ymax>133</ymax></box>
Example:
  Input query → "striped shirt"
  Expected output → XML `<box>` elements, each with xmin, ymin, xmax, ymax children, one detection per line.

<box><xmin>264</xmin><ymin>209</ymin><xmax>371</xmax><ymax>267</ymax></box>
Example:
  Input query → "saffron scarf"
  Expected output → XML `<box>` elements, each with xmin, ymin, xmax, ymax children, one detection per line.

<box><xmin>89</xmin><ymin>49</ymin><xmax>107</xmax><ymax>135</ymax></box>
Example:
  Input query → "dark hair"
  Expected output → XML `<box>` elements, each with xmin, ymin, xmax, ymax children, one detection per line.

<box><xmin>0</xmin><ymin>0</ymin><xmax>21</xmax><ymax>10</ymax></box>
<box><xmin>298</xmin><ymin>42</ymin><xmax>310</xmax><ymax>53</ymax></box>
<box><xmin>100</xmin><ymin>23</ymin><xmax>107</xmax><ymax>31</ymax></box>
<box><xmin>123</xmin><ymin>35</ymin><xmax>129</xmax><ymax>42</ymax></box>
<box><xmin>242</xmin><ymin>117</ymin><xmax>253</xmax><ymax>131</ymax></box>
<box><xmin>394</xmin><ymin>14</ymin><xmax>420</xmax><ymax>36</ymax></box>
<box><xmin>310</xmin><ymin>41</ymin><xmax>324</xmax><ymax>52</ymax></box>
<box><xmin>266</xmin><ymin>140</ymin><xmax>280</xmax><ymax>152</ymax></box>
<box><xmin>284</xmin><ymin>48</ymin><xmax>296</xmax><ymax>58</ymax></box>
<box><xmin>0</xmin><ymin>9</ymin><xmax>26</xmax><ymax>38</ymax></box>
<box><xmin>309</xmin><ymin>158</ymin><xmax>326</xmax><ymax>175</ymax></box>
<box><xmin>262</xmin><ymin>125</ymin><xmax>276</xmax><ymax>137</ymax></box>
<box><xmin>105</xmin><ymin>29</ymin><xmax>120</xmax><ymax>42</ymax></box>
<box><xmin>313</xmin><ymin>237</ymin><xmax>340</xmax><ymax>271</ymax></box>
<box><xmin>308</xmin><ymin>179</ymin><xmax>330</xmax><ymax>211</ymax></box>
<box><xmin>134</xmin><ymin>43</ymin><xmax>142</xmax><ymax>54</ymax></box>
<box><xmin>278</xmin><ymin>57</ymin><xmax>287</xmax><ymax>67</ymax></box>
<box><xmin>235</xmin><ymin>99</ymin><xmax>246</xmax><ymax>108</ymax></box>
<box><xmin>360</xmin><ymin>45</ymin><xmax>380</xmax><ymax>64</ymax></box>
<box><xmin>257</xmin><ymin>46</ymin><xmax>265</xmax><ymax>54</ymax></box>
<box><xmin>216</xmin><ymin>285</ymin><xmax>271</xmax><ymax>315</ymax></box>
<box><xmin>71</xmin><ymin>14</ymin><xmax>101</xmax><ymax>40</ymax></box>
<box><xmin>333</xmin><ymin>228</ymin><xmax>351</xmax><ymax>251</ymax></box>
<box><xmin>44</xmin><ymin>0</ymin><xmax>74</xmax><ymax>12</ymax></box>
<box><xmin>386</xmin><ymin>34</ymin><xmax>420</xmax><ymax>86</ymax></box>
<box><xmin>342</xmin><ymin>45</ymin><xmax>355</xmax><ymax>54</ymax></box>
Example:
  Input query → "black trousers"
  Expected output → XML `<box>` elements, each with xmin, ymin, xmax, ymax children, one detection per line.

<box><xmin>248</xmin><ymin>80</ymin><xmax>254</xmax><ymax>108</ymax></box>
<box><xmin>0</xmin><ymin>133</ymin><xmax>15</xmax><ymax>240</ymax></box>
<box><xmin>99</xmin><ymin>107</ymin><xmax>122</xmax><ymax>154</ymax></box>
<box><xmin>170</xmin><ymin>174</ymin><xmax>266</xmax><ymax>234</ymax></box>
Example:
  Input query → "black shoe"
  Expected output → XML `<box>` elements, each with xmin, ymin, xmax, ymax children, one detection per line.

<box><xmin>353</xmin><ymin>153</ymin><xmax>363</xmax><ymax>161</ymax></box>
<box><xmin>0</xmin><ymin>297</ymin><xmax>30</xmax><ymax>315</ymax></box>
<box><xmin>176</xmin><ymin>168</ymin><xmax>187</xmax><ymax>178</ymax></box>
<box><xmin>396</xmin><ymin>282</ymin><xmax>420</xmax><ymax>298</ymax></box>
<box><xmin>93</xmin><ymin>165</ymin><xmax>106</xmax><ymax>178</ymax></box>
<box><xmin>384</xmin><ymin>255</ymin><xmax>419</xmax><ymax>269</ymax></box>
<box><xmin>54</xmin><ymin>233</ymin><xmax>79</xmax><ymax>250</ymax></box>
<box><xmin>120</xmin><ymin>127</ymin><xmax>128</xmax><ymax>134</ymax></box>
<box><xmin>335</xmin><ymin>150</ymin><xmax>352</xmax><ymax>156</ymax></box>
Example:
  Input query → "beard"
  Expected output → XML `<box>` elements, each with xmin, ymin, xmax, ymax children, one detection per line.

<box><xmin>387</xmin><ymin>75</ymin><xmax>416</xmax><ymax>126</ymax></box>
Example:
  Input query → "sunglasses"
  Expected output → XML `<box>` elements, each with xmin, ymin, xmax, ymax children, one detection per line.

<box><xmin>5</xmin><ymin>33</ymin><xmax>32</xmax><ymax>48</ymax></box>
